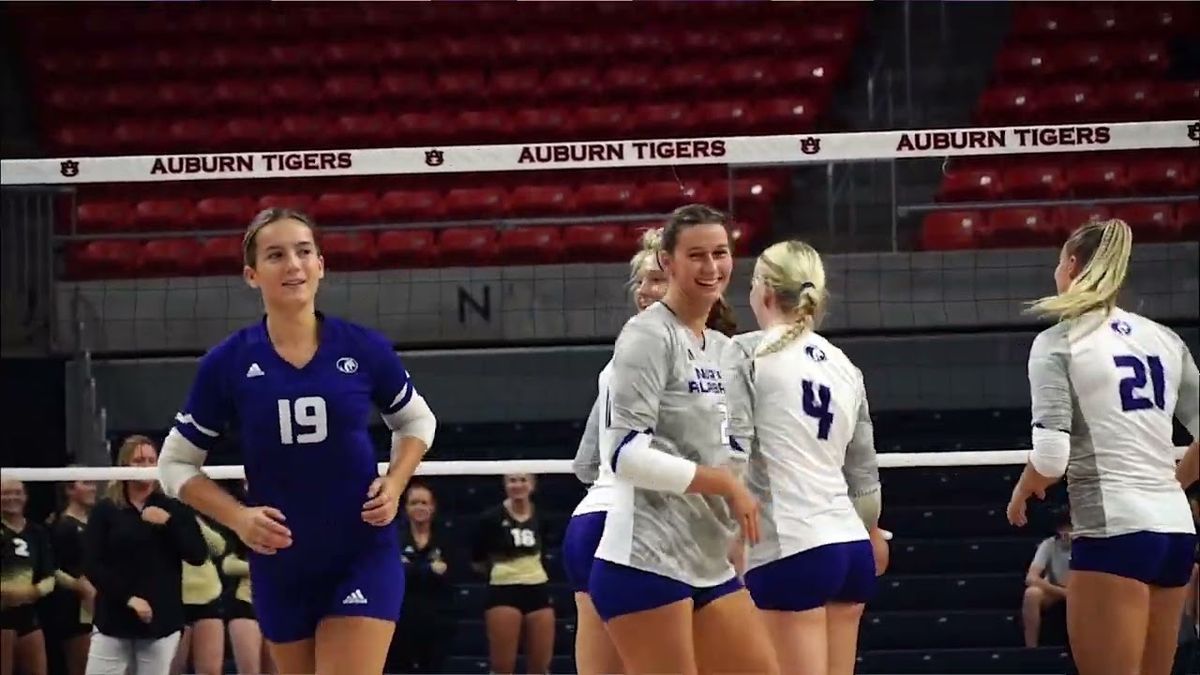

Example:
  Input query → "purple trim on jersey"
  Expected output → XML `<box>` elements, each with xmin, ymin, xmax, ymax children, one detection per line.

<box><xmin>562</xmin><ymin>512</ymin><xmax>606</xmax><ymax>593</ymax></box>
<box><xmin>744</xmin><ymin>540</ymin><xmax>876</xmax><ymax>612</ymax></box>
<box><xmin>609</xmin><ymin>430</ymin><xmax>640</xmax><ymax>472</ymax></box>
<box><xmin>1071</xmin><ymin>532</ymin><xmax>1196</xmax><ymax>588</ymax></box>
<box><xmin>252</xmin><ymin>534</ymin><xmax>404</xmax><ymax>643</ymax></box>
<box><xmin>587</xmin><ymin>559</ymin><xmax>743</xmax><ymax>621</ymax></box>
<box><xmin>729</xmin><ymin>438</ymin><xmax>747</xmax><ymax>454</ymax></box>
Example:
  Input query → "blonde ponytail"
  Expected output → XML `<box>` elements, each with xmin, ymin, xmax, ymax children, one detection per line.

<box><xmin>628</xmin><ymin>227</ymin><xmax>664</xmax><ymax>289</ymax></box>
<box><xmin>1028</xmin><ymin>219</ymin><xmax>1132</xmax><ymax>321</ymax></box>
<box><xmin>754</xmin><ymin>241</ymin><xmax>827</xmax><ymax>357</ymax></box>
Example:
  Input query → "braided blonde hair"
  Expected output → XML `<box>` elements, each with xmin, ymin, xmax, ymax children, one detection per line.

<box><xmin>754</xmin><ymin>240</ymin><xmax>827</xmax><ymax>357</ymax></box>
<box><xmin>1028</xmin><ymin>218</ymin><xmax>1132</xmax><ymax>321</ymax></box>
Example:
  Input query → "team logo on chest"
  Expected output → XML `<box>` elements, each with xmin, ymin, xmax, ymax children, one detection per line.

<box><xmin>805</xmin><ymin>345</ymin><xmax>827</xmax><ymax>362</ymax></box>
<box><xmin>336</xmin><ymin>357</ymin><xmax>359</xmax><ymax>374</ymax></box>
<box><xmin>1110</xmin><ymin>319</ymin><xmax>1132</xmax><ymax>336</ymax></box>
<box><xmin>688</xmin><ymin>367</ymin><xmax>725</xmax><ymax>394</ymax></box>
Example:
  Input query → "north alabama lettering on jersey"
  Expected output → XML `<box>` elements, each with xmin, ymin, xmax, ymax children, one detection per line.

<box><xmin>688</xmin><ymin>366</ymin><xmax>726</xmax><ymax>395</ymax></box>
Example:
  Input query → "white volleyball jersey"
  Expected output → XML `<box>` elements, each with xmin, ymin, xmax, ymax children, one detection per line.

<box><xmin>595</xmin><ymin>303</ymin><xmax>738</xmax><ymax>587</ymax></box>
<box><xmin>571</xmin><ymin>361</ymin><xmax>616</xmax><ymax>517</ymax></box>
<box><xmin>1029</xmin><ymin>308</ymin><xmax>1199</xmax><ymax>538</ymax></box>
<box><xmin>723</xmin><ymin>326</ymin><xmax>878</xmax><ymax>572</ymax></box>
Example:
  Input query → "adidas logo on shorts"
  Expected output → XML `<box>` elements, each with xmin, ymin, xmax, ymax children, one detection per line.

<box><xmin>341</xmin><ymin>589</ymin><xmax>368</xmax><ymax>605</ymax></box>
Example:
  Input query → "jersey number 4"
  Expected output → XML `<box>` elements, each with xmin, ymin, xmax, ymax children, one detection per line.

<box><xmin>802</xmin><ymin>380</ymin><xmax>834</xmax><ymax>440</ymax></box>
<box><xmin>277</xmin><ymin>397</ymin><xmax>328</xmax><ymax>444</ymax></box>
<box><xmin>1114</xmin><ymin>355</ymin><xmax>1166</xmax><ymax>412</ymax></box>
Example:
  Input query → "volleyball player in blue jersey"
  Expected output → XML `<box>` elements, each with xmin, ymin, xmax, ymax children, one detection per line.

<box><xmin>156</xmin><ymin>208</ymin><xmax>438</xmax><ymax>675</ymax></box>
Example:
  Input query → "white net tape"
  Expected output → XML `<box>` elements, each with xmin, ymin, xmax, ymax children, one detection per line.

<box><xmin>4</xmin><ymin>447</ymin><xmax>1188</xmax><ymax>482</ymax></box>
<box><xmin>1</xmin><ymin>120</ymin><xmax>1195</xmax><ymax>186</ymax></box>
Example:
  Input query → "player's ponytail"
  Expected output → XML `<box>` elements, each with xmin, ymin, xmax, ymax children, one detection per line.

<box><xmin>755</xmin><ymin>241</ymin><xmax>828</xmax><ymax>357</ymax></box>
<box><xmin>628</xmin><ymin>227</ymin><xmax>664</xmax><ymax>290</ymax></box>
<box><xmin>1028</xmin><ymin>219</ymin><xmax>1132</xmax><ymax>321</ymax></box>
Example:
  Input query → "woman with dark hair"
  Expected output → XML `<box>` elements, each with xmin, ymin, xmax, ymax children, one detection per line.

<box><xmin>387</xmin><ymin>481</ymin><xmax>454</xmax><ymax>674</ymax></box>
<box><xmin>84</xmin><ymin>435</ymin><xmax>207</xmax><ymax>674</ymax></box>
<box><xmin>47</xmin><ymin>478</ymin><xmax>97</xmax><ymax>675</ymax></box>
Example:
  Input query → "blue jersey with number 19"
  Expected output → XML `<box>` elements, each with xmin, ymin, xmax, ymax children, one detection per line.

<box><xmin>173</xmin><ymin>314</ymin><xmax>414</xmax><ymax>578</ymax></box>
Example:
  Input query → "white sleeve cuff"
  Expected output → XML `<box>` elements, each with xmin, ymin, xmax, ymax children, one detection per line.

<box><xmin>1030</xmin><ymin>426</ymin><xmax>1071</xmax><ymax>478</ymax></box>
<box><xmin>382</xmin><ymin>392</ymin><xmax>437</xmax><ymax>450</ymax></box>
<box><xmin>611</xmin><ymin>431</ymin><xmax>697</xmax><ymax>494</ymax></box>
<box><xmin>158</xmin><ymin>428</ymin><xmax>207</xmax><ymax>498</ymax></box>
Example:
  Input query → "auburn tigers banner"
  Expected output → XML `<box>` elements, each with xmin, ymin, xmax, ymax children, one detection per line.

<box><xmin>2</xmin><ymin>119</ymin><xmax>1196</xmax><ymax>186</ymax></box>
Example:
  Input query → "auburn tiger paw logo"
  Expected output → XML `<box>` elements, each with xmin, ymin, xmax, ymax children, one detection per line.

<box><xmin>60</xmin><ymin>160</ymin><xmax>80</xmax><ymax>177</ymax></box>
<box><xmin>1187</xmin><ymin>121</ymin><xmax>1200</xmax><ymax>144</ymax></box>
<box><xmin>798</xmin><ymin>137</ymin><xmax>821</xmax><ymax>155</ymax></box>
<box><xmin>424</xmin><ymin>149</ymin><xmax>444</xmax><ymax>167</ymax></box>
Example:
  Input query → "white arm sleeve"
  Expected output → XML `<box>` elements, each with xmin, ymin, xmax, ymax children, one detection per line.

<box><xmin>382</xmin><ymin>392</ymin><xmax>437</xmax><ymax>451</ymax></box>
<box><xmin>605</xmin><ymin>430</ymin><xmax>697</xmax><ymax>494</ymax></box>
<box><xmin>158</xmin><ymin>428</ymin><xmax>207</xmax><ymax>498</ymax></box>
<box><xmin>1030</xmin><ymin>427</ymin><xmax>1071</xmax><ymax>478</ymax></box>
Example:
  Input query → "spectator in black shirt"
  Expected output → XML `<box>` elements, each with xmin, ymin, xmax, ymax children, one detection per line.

<box><xmin>1</xmin><ymin>479</ymin><xmax>55</xmax><ymax>675</ymax></box>
<box><xmin>387</xmin><ymin>481</ymin><xmax>454</xmax><ymax>674</ymax></box>
<box><xmin>47</xmin><ymin>478</ymin><xmax>98</xmax><ymax>675</ymax></box>
<box><xmin>83</xmin><ymin>435</ymin><xmax>206</xmax><ymax>675</ymax></box>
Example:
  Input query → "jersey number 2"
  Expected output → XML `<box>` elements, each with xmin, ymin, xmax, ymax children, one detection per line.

<box><xmin>1114</xmin><ymin>355</ymin><xmax>1165</xmax><ymax>412</ymax></box>
<box><xmin>277</xmin><ymin>397</ymin><xmax>328</xmax><ymax>444</ymax></box>
<box><xmin>802</xmin><ymin>380</ymin><xmax>834</xmax><ymax>440</ymax></box>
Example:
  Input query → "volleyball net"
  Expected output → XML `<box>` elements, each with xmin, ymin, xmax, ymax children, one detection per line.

<box><xmin>0</xmin><ymin>118</ymin><xmax>1197</xmax><ymax>487</ymax></box>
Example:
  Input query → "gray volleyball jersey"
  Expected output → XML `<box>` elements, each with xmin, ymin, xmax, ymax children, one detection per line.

<box><xmin>1030</xmin><ymin>308</ymin><xmax>1198</xmax><ymax>538</ymax></box>
<box><xmin>594</xmin><ymin>302</ymin><xmax>739</xmax><ymax>587</ymax></box>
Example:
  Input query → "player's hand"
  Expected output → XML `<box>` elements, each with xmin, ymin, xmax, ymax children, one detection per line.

<box><xmin>430</xmin><ymin>560</ymin><xmax>448</xmax><ymax>575</ymax></box>
<box><xmin>140</xmin><ymin>506</ymin><xmax>171</xmax><ymax>525</ymax></box>
<box><xmin>233</xmin><ymin>506</ymin><xmax>293</xmax><ymax>555</ymax></box>
<box><xmin>869</xmin><ymin>527</ymin><xmax>890</xmax><ymax>576</ymax></box>
<box><xmin>79</xmin><ymin>576</ymin><xmax>97</xmax><ymax>602</ymax></box>
<box><xmin>127</xmin><ymin>596</ymin><xmax>153</xmax><ymax>623</ymax></box>
<box><xmin>1006</xmin><ymin>483</ymin><xmax>1045</xmax><ymax>527</ymax></box>
<box><xmin>362</xmin><ymin>475</ymin><xmax>402</xmax><ymax>526</ymax></box>
<box><xmin>724</xmin><ymin>476</ymin><xmax>760</xmax><ymax>546</ymax></box>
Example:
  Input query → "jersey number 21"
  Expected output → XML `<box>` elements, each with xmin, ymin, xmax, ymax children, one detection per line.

<box><xmin>278</xmin><ymin>397</ymin><xmax>328</xmax><ymax>444</ymax></box>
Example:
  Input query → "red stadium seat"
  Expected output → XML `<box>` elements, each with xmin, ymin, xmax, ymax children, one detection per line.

<box><xmin>1002</xmin><ymin>165</ymin><xmax>1066</xmax><ymax>200</ymax></box>
<box><xmin>771</xmin><ymin>57</ymin><xmax>837</xmax><ymax>93</ymax></box>
<box><xmin>630</xmin><ymin>102</ymin><xmax>688</xmax><ymax>137</ymax></box>
<box><xmin>690</xmin><ymin>100</ymin><xmax>754</xmax><ymax>135</ymax></box>
<box><xmin>1035</xmin><ymin>83</ymin><xmax>1097</xmax><ymax>122</ymax></box>
<box><xmin>498</xmin><ymin>227</ymin><xmax>563</xmax><ymax>264</ymax></box>
<box><xmin>142</xmin><ymin>238</ymin><xmax>202</xmax><ymax>276</ymax></box>
<box><xmin>563</xmin><ymin>224</ymin><xmax>630</xmax><ymax>262</ymax></box>
<box><xmin>1177</xmin><ymin>202</ymin><xmax>1200</xmax><ymax>240</ymax></box>
<box><xmin>750</xmin><ymin>97</ymin><xmax>818</xmax><ymax>133</ymax></box>
<box><xmin>634</xmin><ymin>181</ymin><xmax>706</xmax><ymax>212</ymax></box>
<box><xmin>707</xmin><ymin>177</ymin><xmax>781</xmax><ymax>209</ymax></box>
<box><xmin>728</xmin><ymin>26</ymin><xmax>799</xmax><ymax>56</ymax></box>
<box><xmin>77</xmin><ymin>201</ymin><xmax>133</xmax><ymax>233</ymax></box>
<box><xmin>490</xmin><ymin>68</ymin><xmax>541</xmax><ymax>100</ymax></box>
<box><xmin>168</xmin><ymin>119</ymin><xmax>230</xmax><ymax>152</ymax></box>
<box><xmin>575</xmin><ymin>183</ymin><xmax>638</xmax><ymax>212</ymax></box>
<box><xmin>660</xmin><ymin>63</ymin><xmax>712</xmax><ymax>96</ymax></box>
<box><xmin>443</xmin><ymin>188</ymin><xmax>508</xmax><ymax>218</ymax></box>
<box><xmin>611</xmin><ymin>31</ymin><xmax>671</xmax><ymax>61</ymax></box>
<box><xmin>393</xmin><ymin>113</ymin><xmax>455</xmax><ymax>145</ymax></box>
<box><xmin>452</xmin><ymin>110</ymin><xmax>514</xmax><ymax>143</ymax></box>
<box><xmin>378</xmin><ymin>190</ymin><xmax>445</xmax><ymax>221</ymax></box>
<box><xmin>377</xmin><ymin>229</ymin><xmax>439</xmax><ymax>268</ymax></box>
<box><xmin>157</xmin><ymin>81</ymin><xmax>211</xmax><ymax>111</ymax></box>
<box><xmin>542</xmin><ymin>67</ymin><xmax>603</xmax><ymax>100</ymax></box>
<box><xmin>195</xmin><ymin>197</ymin><xmax>257</xmax><ymax>228</ymax></box>
<box><xmin>258</xmin><ymin>194</ymin><xmax>315</xmax><ymax>213</ymax></box>
<box><xmin>1158</xmin><ymin>81</ymin><xmax>1200</xmax><ymax>116</ymax></box>
<box><xmin>102</xmin><ymin>82</ymin><xmax>159</xmax><ymax>112</ymax></box>
<box><xmin>512</xmin><ymin>107</ymin><xmax>573</xmax><ymax>140</ymax></box>
<box><xmin>226</xmin><ymin>117</ymin><xmax>279</xmax><ymax>150</ymax></box>
<box><xmin>310</xmin><ymin>192</ymin><xmax>379</xmax><ymax>224</ymax></box>
<box><xmin>268</xmin><ymin>76</ymin><xmax>322</xmax><ymax>105</ymax></box>
<box><xmin>508</xmin><ymin>185</ymin><xmax>574</xmax><ymax>217</ymax></box>
<box><xmin>795</xmin><ymin>18</ymin><xmax>856</xmax><ymax>52</ymax></box>
<box><xmin>267</xmin><ymin>44</ymin><xmax>313</xmax><ymax>72</ymax></box>
<box><xmin>438</xmin><ymin>227</ymin><xmax>498</xmax><ymax>266</ymax></box>
<box><xmin>210</xmin><ymin>46</ymin><xmax>261</xmax><ymax>72</ymax></box>
<box><xmin>1111</xmin><ymin>41</ymin><xmax>1169</xmax><ymax>78</ymax></box>
<box><xmin>551</xmin><ymin>33</ymin><xmax>611</xmax><ymax>63</ymax></box>
<box><xmin>322</xmin><ymin>41</ymin><xmax>383</xmax><ymax>69</ymax></box>
<box><xmin>379</xmin><ymin>72</ymin><xmax>432</xmax><ymax>103</ymax></box>
<box><xmin>112</xmin><ymin>120</ymin><xmax>171</xmax><ymax>154</ymax></box>
<box><xmin>1057</xmin><ymin>41</ymin><xmax>1109</xmax><ymax>80</ymax></box>
<box><xmin>335</xmin><ymin>113</ymin><xmax>396</xmax><ymax>147</ymax></box>
<box><xmin>1054</xmin><ymin>205</ymin><xmax>1113</xmax><ymax>231</ymax></box>
<box><xmin>200</xmin><ymin>236</ymin><xmax>242</xmax><ymax>274</ymax></box>
<box><xmin>70</xmin><ymin>240</ymin><xmax>142</xmax><ymax>279</ymax></box>
<box><xmin>1011</xmin><ymin>5</ymin><xmax>1074</xmax><ymax>39</ymax></box>
<box><xmin>322</xmin><ymin>74</ymin><xmax>377</xmax><ymax>106</ymax></box>
<box><xmin>1098</xmin><ymin>80</ymin><xmax>1160</xmax><ymax>121</ymax></box>
<box><xmin>1066</xmin><ymin>160</ymin><xmax>1127</xmax><ymax>197</ymax></box>
<box><xmin>434</xmin><ymin>70</ymin><xmax>488</xmax><ymax>102</ymax></box>
<box><xmin>1127</xmin><ymin>158</ymin><xmax>1195</xmax><ymax>195</ymax></box>
<box><xmin>213</xmin><ymin>79</ymin><xmax>260</xmax><ymax>110</ymax></box>
<box><xmin>920</xmin><ymin>211</ymin><xmax>983</xmax><ymax>251</ymax></box>
<box><xmin>572</xmin><ymin>105</ymin><xmax>631</xmax><ymax>138</ymax></box>
<box><xmin>52</xmin><ymin>123</ymin><xmax>114</xmax><ymax>155</ymax></box>
<box><xmin>714</xmin><ymin>58</ymin><xmax>773</xmax><ymax>92</ymax></box>
<box><xmin>1112</xmin><ymin>203</ymin><xmax>1179</xmax><ymax>242</ymax></box>
<box><xmin>133</xmin><ymin>199</ymin><xmax>193</xmax><ymax>231</ymax></box>
<box><xmin>976</xmin><ymin>86</ymin><xmax>1038</xmax><ymax>125</ymax></box>
<box><xmin>45</xmin><ymin>84</ymin><xmax>101</xmax><ymax>115</ymax></box>
<box><xmin>995</xmin><ymin>45</ymin><xmax>1060</xmax><ymax>82</ymax></box>
<box><xmin>278</xmin><ymin>114</ymin><xmax>335</xmax><ymax>147</ymax></box>
<box><xmin>319</xmin><ymin>231</ymin><xmax>377</xmax><ymax>270</ymax></box>
<box><xmin>604</xmin><ymin>64</ymin><xmax>660</xmax><ymax>99</ymax></box>
<box><xmin>938</xmin><ymin>169</ymin><xmax>1001</xmax><ymax>202</ymax></box>
<box><xmin>439</xmin><ymin>36</ymin><xmax>497</xmax><ymax>66</ymax></box>
<box><xmin>982</xmin><ymin>208</ymin><xmax>1058</xmax><ymax>248</ymax></box>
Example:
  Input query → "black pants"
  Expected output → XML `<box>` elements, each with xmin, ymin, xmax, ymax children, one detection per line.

<box><xmin>1171</xmin><ymin>639</ymin><xmax>1197</xmax><ymax>675</ymax></box>
<box><xmin>386</xmin><ymin>606</ymin><xmax>451</xmax><ymax>674</ymax></box>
